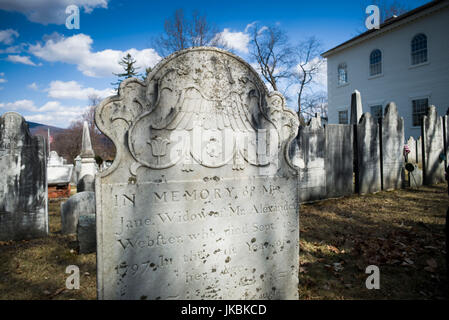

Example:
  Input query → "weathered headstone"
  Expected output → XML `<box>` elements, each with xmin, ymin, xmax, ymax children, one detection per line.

<box><xmin>416</xmin><ymin>136</ymin><xmax>422</xmax><ymax>164</ymax></box>
<box><xmin>79</xmin><ymin>121</ymin><xmax>97</xmax><ymax>180</ymax></box>
<box><xmin>0</xmin><ymin>112</ymin><xmax>48</xmax><ymax>240</ymax></box>
<box><xmin>77</xmin><ymin>214</ymin><xmax>96</xmax><ymax>254</ymax></box>
<box><xmin>296</xmin><ymin>114</ymin><xmax>326</xmax><ymax>202</ymax></box>
<box><xmin>95</xmin><ymin>48</ymin><xmax>300</xmax><ymax>300</ymax></box>
<box><xmin>77</xmin><ymin>174</ymin><xmax>95</xmax><ymax>192</ymax></box>
<box><xmin>407</xmin><ymin>164</ymin><xmax>423</xmax><ymax>188</ymax></box>
<box><xmin>357</xmin><ymin>113</ymin><xmax>381</xmax><ymax>194</ymax></box>
<box><xmin>325</xmin><ymin>124</ymin><xmax>354</xmax><ymax>198</ymax></box>
<box><xmin>380</xmin><ymin>102</ymin><xmax>404</xmax><ymax>190</ymax></box>
<box><xmin>407</xmin><ymin>136</ymin><xmax>416</xmax><ymax>164</ymax></box>
<box><xmin>60</xmin><ymin>191</ymin><xmax>95</xmax><ymax>234</ymax></box>
<box><xmin>422</xmin><ymin>106</ymin><xmax>445</xmax><ymax>185</ymax></box>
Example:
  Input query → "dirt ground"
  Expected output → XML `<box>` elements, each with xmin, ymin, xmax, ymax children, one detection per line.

<box><xmin>0</xmin><ymin>184</ymin><xmax>448</xmax><ymax>300</ymax></box>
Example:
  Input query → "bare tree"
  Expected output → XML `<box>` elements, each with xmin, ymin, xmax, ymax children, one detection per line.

<box><xmin>248</xmin><ymin>23</ymin><xmax>296</xmax><ymax>92</ymax></box>
<box><xmin>51</xmin><ymin>95</ymin><xmax>115</xmax><ymax>163</ymax></box>
<box><xmin>292</xmin><ymin>37</ymin><xmax>325</xmax><ymax>118</ymax></box>
<box><xmin>299</xmin><ymin>92</ymin><xmax>328</xmax><ymax>123</ymax></box>
<box><xmin>374</xmin><ymin>0</ymin><xmax>411</xmax><ymax>22</ymax></box>
<box><xmin>154</xmin><ymin>9</ymin><xmax>221</xmax><ymax>57</ymax></box>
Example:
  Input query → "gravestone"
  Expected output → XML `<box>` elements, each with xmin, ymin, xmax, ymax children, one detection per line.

<box><xmin>325</xmin><ymin>124</ymin><xmax>353</xmax><ymax>198</ymax></box>
<box><xmin>357</xmin><ymin>113</ymin><xmax>381</xmax><ymax>194</ymax></box>
<box><xmin>60</xmin><ymin>191</ymin><xmax>95</xmax><ymax>234</ymax></box>
<box><xmin>79</xmin><ymin>121</ymin><xmax>97</xmax><ymax>180</ymax></box>
<box><xmin>380</xmin><ymin>102</ymin><xmax>404</xmax><ymax>190</ymax></box>
<box><xmin>77</xmin><ymin>174</ymin><xmax>95</xmax><ymax>192</ymax></box>
<box><xmin>422</xmin><ymin>106</ymin><xmax>445</xmax><ymax>185</ymax></box>
<box><xmin>296</xmin><ymin>114</ymin><xmax>326</xmax><ymax>202</ymax></box>
<box><xmin>407</xmin><ymin>164</ymin><xmax>423</xmax><ymax>188</ymax></box>
<box><xmin>350</xmin><ymin>90</ymin><xmax>363</xmax><ymax>125</ymax></box>
<box><xmin>416</xmin><ymin>136</ymin><xmax>422</xmax><ymax>164</ymax></box>
<box><xmin>407</xmin><ymin>136</ymin><xmax>416</xmax><ymax>164</ymax></box>
<box><xmin>444</xmin><ymin>115</ymin><xmax>449</xmax><ymax>168</ymax></box>
<box><xmin>77</xmin><ymin>214</ymin><xmax>96</xmax><ymax>254</ymax></box>
<box><xmin>0</xmin><ymin>112</ymin><xmax>48</xmax><ymax>240</ymax></box>
<box><xmin>95</xmin><ymin>48</ymin><xmax>300</xmax><ymax>300</ymax></box>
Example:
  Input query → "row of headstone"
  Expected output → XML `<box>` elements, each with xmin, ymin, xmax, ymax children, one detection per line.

<box><xmin>296</xmin><ymin>91</ymin><xmax>447</xmax><ymax>202</ymax></box>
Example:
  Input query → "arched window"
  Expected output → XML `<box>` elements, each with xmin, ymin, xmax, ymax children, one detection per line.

<box><xmin>369</xmin><ymin>49</ymin><xmax>382</xmax><ymax>76</ymax></box>
<box><xmin>411</xmin><ymin>33</ymin><xmax>427</xmax><ymax>65</ymax></box>
<box><xmin>338</xmin><ymin>63</ymin><xmax>347</xmax><ymax>85</ymax></box>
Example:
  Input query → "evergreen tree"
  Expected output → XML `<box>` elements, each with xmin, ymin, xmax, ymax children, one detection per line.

<box><xmin>112</xmin><ymin>53</ymin><xmax>139</xmax><ymax>91</ymax></box>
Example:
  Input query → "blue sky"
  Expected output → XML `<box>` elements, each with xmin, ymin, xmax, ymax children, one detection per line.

<box><xmin>0</xmin><ymin>0</ymin><xmax>429</xmax><ymax>127</ymax></box>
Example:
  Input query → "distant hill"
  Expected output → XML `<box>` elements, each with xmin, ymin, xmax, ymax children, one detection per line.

<box><xmin>26</xmin><ymin>121</ymin><xmax>65</xmax><ymax>137</ymax></box>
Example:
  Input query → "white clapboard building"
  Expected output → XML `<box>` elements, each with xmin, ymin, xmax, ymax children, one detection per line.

<box><xmin>322</xmin><ymin>0</ymin><xmax>449</xmax><ymax>139</ymax></box>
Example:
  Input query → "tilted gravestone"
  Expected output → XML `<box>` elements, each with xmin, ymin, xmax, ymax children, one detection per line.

<box><xmin>0</xmin><ymin>112</ymin><xmax>48</xmax><ymax>240</ymax></box>
<box><xmin>60</xmin><ymin>191</ymin><xmax>95</xmax><ymax>234</ymax></box>
<box><xmin>295</xmin><ymin>114</ymin><xmax>326</xmax><ymax>202</ymax></box>
<box><xmin>94</xmin><ymin>48</ymin><xmax>300</xmax><ymax>300</ymax></box>
<box><xmin>325</xmin><ymin>124</ymin><xmax>353</xmax><ymax>198</ymax></box>
<box><xmin>422</xmin><ymin>106</ymin><xmax>445</xmax><ymax>185</ymax></box>
<box><xmin>380</xmin><ymin>103</ymin><xmax>404</xmax><ymax>191</ymax></box>
<box><xmin>357</xmin><ymin>113</ymin><xmax>381</xmax><ymax>194</ymax></box>
<box><xmin>407</xmin><ymin>136</ymin><xmax>416</xmax><ymax>164</ymax></box>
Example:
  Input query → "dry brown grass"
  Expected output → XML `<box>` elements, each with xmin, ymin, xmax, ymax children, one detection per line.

<box><xmin>0</xmin><ymin>184</ymin><xmax>447</xmax><ymax>299</ymax></box>
<box><xmin>299</xmin><ymin>184</ymin><xmax>449</xmax><ymax>300</ymax></box>
<box><xmin>0</xmin><ymin>197</ymin><xmax>97</xmax><ymax>300</ymax></box>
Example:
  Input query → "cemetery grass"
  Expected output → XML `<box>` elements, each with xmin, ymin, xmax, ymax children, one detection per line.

<box><xmin>0</xmin><ymin>185</ymin><xmax>448</xmax><ymax>300</ymax></box>
<box><xmin>299</xmin><ymin>183</ymin><xmax>449</xmax><ymax>300</ymax></box>
<box><xmin>0</xmin><ymin>191</ymin><xmax>97</xmax><ymax>300</ymax></box>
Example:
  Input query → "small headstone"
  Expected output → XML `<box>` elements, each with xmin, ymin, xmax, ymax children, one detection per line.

<box><xmin>357</xmin><ymin>113</ymin><xmax>381</xmax><ymax>194</ymax></box>
<box><xmin>0</xmin><ymin>112</ymin><xmax>48</xmax><ymax>241</ymax></box>
<box><xmin>77</xmin><ymin>214</ymin><xmax>96</xmax><ymax>254</ymax></box>
<box><xmin>60</xmin><ymin>191</ymin><xmax>95</xmax><ymax>234</ymax></box>
<box><xmin>325</xmin><ymin>124</ymin><xmax>354</xmax><ymax>198</ymax></box>
<box><xmin>422</xmin><ymin>106</ymin><xmax>445</xmax><ymax>185</ymax></box>
<box><xmin>77</xmin><ymin>174</ymin><xmax>95</xmax><ymax>192</ymax></box>
<box><xmin>296</xmin><ymin>114</ymin><xmax>326</xmax><ymax>202</ymax></box>
<box><xmin>47</xmin><ymin>152</ymin><xmax>73</xmax><ymax>198</ymax></box>
<box><xmin>380</xmin><ymin>102</ymin><xmax>404</xmax><ymax>190</ymax></box>
<box><xmin>407</xmin><ymin>164</ymin><xmax>423</xmax><ymax>188</ymax></box>
<box><xmin>94</xmin><ymin>48</ymin><xmax>300</xmax><ymax>300</ymax></box>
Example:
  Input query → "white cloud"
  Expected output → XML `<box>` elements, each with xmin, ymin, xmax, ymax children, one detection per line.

<box><xmin>0</xmin><ymin>99</ymin><xmax>38</xmax><ymax>112</ymax></box>
<box><xmin>0</xmin><ymin>99</ymin><xmax>88</xmax><ymax>127</ymax></box>
<box><xmin>46</xmin><ymin>80</ymin><xmax>114</xmax><ymax>100</ymax></box>
<box><xmin>29</xmin><ymin>33</ymin><xmax>161</xmax><ymax>77</ymax></box>
<box><xmin>0</xmin><ymin>29</ymin><xmax>19</xmax><ymax>45</ymax></box>
<box><xmin>0</xmin><ymin>78</ymin><xmax>6</xmax><ymax>83</ymax></box>
<box><xmin>0</xmin><ymin>0</ymin><xmax>108</xmax><ymax>25</ymax></box>
<box><xmin>216</xmin><ymin>28</ymin><xmax>250</xmax><ymax>54</ymax></box>
<box><xmin>28</xmin><ymin>82</ymin><xmax>38</xmax><ymax>90</ymax></box>
<box><xmin>6</xmin><ymin>55</ymin><xmax>40</xmax><ymax>66</ymax></box>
